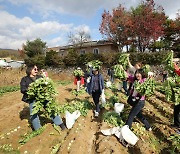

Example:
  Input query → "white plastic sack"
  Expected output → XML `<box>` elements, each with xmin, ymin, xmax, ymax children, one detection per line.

<box><xmin>101</xmin><ymin>126</ymin><xmax>120</xmax><ymax>136</ymax></box>
<box><xmin>148</xmin><ymin>72</ymin><xmax>154</xmax><ymax>78</ymax></box>
<box><xmin>77</xmin><ymin>81</ymin><xmax>81</xmax><ymax>91</ymax></box>
<box><xmin>106</xmin><ymin>81</ymin><xmax>112</xmax><ymax>88</ymax></box>
<box><xmin>101</xmin><ymin>125</ymin><xmax>139</xmax><ymax>147</ymax></box>
<box><xmin>87</xmin><ymin>77</ymin><xmax>91</xmax><ymax>83</ymax></box>
<box><xmin>114</xmin><ymin>103</ymin><xmax>124</xmax><ymax>115</ymax></box>
<box><xmin>65</xmin><ymin>110</ymin><xmax>81</xmax><ymax>129</ymax></box>
<box><xmin>101</xmin><ymin>91</ymin><xmax>106</xmax><ymax>105</ymax></box>
<box><xmin>119</xmin><ymin>125</ymin><xmax>139</xmax><ymax>146</ymax></box>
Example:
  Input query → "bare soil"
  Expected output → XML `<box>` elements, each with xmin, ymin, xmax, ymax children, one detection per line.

<box><xmin>0</xmin><ymin>70</ymin><xmax>179</xmax><ymax>154</ymax></box>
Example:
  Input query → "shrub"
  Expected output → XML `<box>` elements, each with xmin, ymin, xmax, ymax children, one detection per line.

<box><xmin>45</xmin><ymin>50</ymin><xmax>63</xmax><ymax>67</ymax></box>
<box><xmin>25</xmin><ymin>55</ymin><xmax>45</xmax><ymax>69</ymax></box>
<box><xmin>63</xmin><ymin>49</ymin><xmax>78</xmax><ymax>66</ymax></box>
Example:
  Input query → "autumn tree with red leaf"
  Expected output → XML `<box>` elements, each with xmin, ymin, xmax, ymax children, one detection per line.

<box><xmin>99</xmin><ymin>0</ymin><xmax>166</xmax><ymax>52</ymax></box>
<box><xmin>131</xmin><ymin>0</ymin><xmax>166</xmax><ymax>52</ymax></box>
<box><xmin>99</xmin><ymin>5</ymin><xmax>133</xmax><ymax>52</ymax></box>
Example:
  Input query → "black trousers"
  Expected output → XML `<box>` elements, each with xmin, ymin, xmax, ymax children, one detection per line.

<box><xmin>174</xmin><ymin>104</ymin><xmax>180</xmax><ymax>127</ymax></box>
<box><xmin>126</xmin><ymin>95</ymin><xmax>150</xmax><ymax>129</ymax></box>
<box><xmin>92</xmin><ymin>90</ymin><xmax>101</xmax><ymax>113</ymax></box>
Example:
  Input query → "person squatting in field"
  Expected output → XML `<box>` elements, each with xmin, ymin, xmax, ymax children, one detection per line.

<box><xmin>126</xmin><ymin>69</ymin><xmax>152</xmax><ymax>131</ymax></box>
<box><xmin>20</xmin><ymin>64</ymin><xmax>66</xmax><ymax>130</ymax></box>
<box><xmin>87</xmin><ymin>67</ymin><xmax>105</xmax><ymax>117</ymax></box>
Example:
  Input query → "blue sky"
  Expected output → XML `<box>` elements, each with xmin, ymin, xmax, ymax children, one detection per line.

<box><xmin>0</xmin><ymin>0</ymin><xmax>179</xmax><ymax>49</ymax></box>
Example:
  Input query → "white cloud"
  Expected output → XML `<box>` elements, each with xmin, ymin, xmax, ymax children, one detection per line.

<box><xmin>1</xmin><ymin>0</ymin><xmax>179</xmax><ymax>49</ymax></box>
<box><xmin>46</xmin><ymin>37</ymin><xmax>65</xmax><ymax>47</ymax></box>
<box><xmin>74</xmin><ymin>25</ymin><xmax>90</xmax><ymax>33</ymax></box>
<box><xmin>0</xmin><ymin>11</ymin><xmax>91</xmax><ymax>49</ymax></box>
<box><xmin>4</xmin><ymin>0</ymin><xmax>179</xmax><ymax>19</ymax></box>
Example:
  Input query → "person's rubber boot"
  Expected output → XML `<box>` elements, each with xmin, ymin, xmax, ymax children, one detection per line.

<box><xmin>59</xmin><ymin>123</ymin><xmax>66</xmax><ymax>130</ymax></box>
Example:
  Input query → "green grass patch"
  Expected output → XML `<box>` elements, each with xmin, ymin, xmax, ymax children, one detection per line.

<box><xmin>19</xmin><ymin>125</ymin><xmax>46</xmax><ymax>145</ymax></box>
<box><xmin>56</xmin><ymin>80</ymin><xmax>71</xmax><ymax>86</ymax></box>
<box><xmin>103</xmin><ymin>111</ymin><xmax>125</xmax><ymax>127</ymax></box>
<box><xmin>0</xmin><ymin>85</ymin><xmax>20</xmax><ymax>96</ymax></box>
<box><xmin>58</xmin><ymin>100</ymin><xmax>93</xmax><ymax>116</ymax></box>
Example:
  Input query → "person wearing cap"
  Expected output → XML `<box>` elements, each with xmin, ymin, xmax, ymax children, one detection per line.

<box><xmin>87</xmin><ymin>67</ymin><xmax>105</xmax><ymax>117</ymax></box>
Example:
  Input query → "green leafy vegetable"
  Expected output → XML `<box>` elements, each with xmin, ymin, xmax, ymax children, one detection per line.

<box><xmin>102</xmin><ymin>95</ymin><xmax>119</xmax><ymax>109</ymax></box>
<box><xmin>19</xmin><ymin>125</ymin><xmax>46</xmax><ymax>145</ymax></box>
<box><xmin>164</xmin><ymin>76</ymin><xmax>180</xmax><ymax>105</ymax></box>
<box><xmin>167</xmin><ymin>134</ymin><xmax>180</xmax><ymax>153</ymax></box>
<box><xmin>113</xmin><ymin>64</ymin><xmax>127</xmax><ymax>80</ymax></box>
<box><xmin>118</xmin><ymin>54</ymin><xmax>130</xmax><ymax>70</ymax></box>
<box><xmin>134</xmin><ymin>78</ymin><xmax>155</xmax><ymax>97</ymax></box>
<box><xmin>103</xmin><ymin>111</ymin><xmax>125</xmax><ymax>127</ymax></box>
<box><xmin>27</xmin><ymin>77</ymin><xmax>59</xmax><ymax>117</ymax></box>
<box><xmin>142</xmin><ymin>64</ymin><xmax>150</xmax><ymax>75</ymax></box>
<box><xmin>87</xmin><ymin>60</ymin><xmax>103</xmax><ymax>70</ymax></box>
<box><xmin>73</xmin><ymin>69</ymin><xmax>84</xmax><ymax>77</ymax></box>
<box><xmin>163</xmin><ymin>51</ymin><xmax>175</xmax><ymax>77</ymax></box>
<box><xmin>58</xmin><ymin>100</ymin><xmax>93</xmax><ymax>116</ymax></box>
<box><xmin>71</xmin><ymin>88</ymin><xmax>86</xmax><ymax>96</ymax></box>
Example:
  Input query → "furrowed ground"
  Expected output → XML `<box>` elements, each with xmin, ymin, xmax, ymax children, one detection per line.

<box><xmin>0</xmin><ymin>68</ymin><xmax>179</xmax><ymax>154</ymax></box>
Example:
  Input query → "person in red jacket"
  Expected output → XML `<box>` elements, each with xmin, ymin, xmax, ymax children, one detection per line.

<box><xmin>74</xmin><ymin>67</ymin><xmax>84</xmax><ymax>91</ymax></box>
<box><xmin>174</xmin><ymin>62</ymin><xmax>180</xmax><ymax>76</ymax></box>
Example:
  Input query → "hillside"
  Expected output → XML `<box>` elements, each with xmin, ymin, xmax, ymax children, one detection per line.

<box><xmin>0</xmin><ymin>49</ymin><xmax>21</xmax><ymax>60</ymax></box>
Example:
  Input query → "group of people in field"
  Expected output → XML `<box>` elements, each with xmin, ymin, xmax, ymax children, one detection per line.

<box><xmin>20</xmin><ymin>60</ymin><xmax>179</xmax><ymax>134</ymax></box>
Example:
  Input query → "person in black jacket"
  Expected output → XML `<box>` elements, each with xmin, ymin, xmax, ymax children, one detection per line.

<box><xmin>20</xmin><ymin>64</ymin><xmax>66</xmax><ymax>130</ymax></box>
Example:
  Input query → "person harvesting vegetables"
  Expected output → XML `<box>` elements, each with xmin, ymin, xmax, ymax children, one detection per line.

<box><xmin>126</xmin><ymin>69</ymin><xmax>152</xmax><ymax>131</ymax></box>
<box><xmin>163</xmin><ymin>52</ymin><xmax>180</xmax><ymax>131</ymax></box>
<box><xmin>20</xmin><ymin>64</ymin><xmax>66</xmax><ymax>130</ymax></box>
<box><xmin>127</xmin><ymin>62</ymin><xmax>142</xmax><ymax>94</ymax></box>
<box><xmin>87</xmin><ymin>67</ymin><xmax>105</xmax><ymax>117</ymax></box>
<box><xmin>171</xmin><ymin>59</ymin><xmax>180</xmax><ymax>130</ymax></box>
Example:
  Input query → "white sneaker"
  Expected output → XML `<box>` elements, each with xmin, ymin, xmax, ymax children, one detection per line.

<box><xmin>94</xmin><ymin>111</ymin><xmax>99</xmax><ymax>117</ymax></box>
<box><xmin>148</xmin><ymin>127</ymin><xmax>152</xmax><ymax>131</ymax></box>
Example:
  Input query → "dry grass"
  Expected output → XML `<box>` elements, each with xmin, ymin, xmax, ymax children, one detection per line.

<box><xmin>0</xmin><ymin>68</ymin><xmax>25</xmax><ymax>87</ymax></box>
<box><xmin>0</xmin><ymin>68</ymin><xmax>74</xmax><ymax>87</ymax></box>
<box><xmin>48</xmin><ymin>70</ymin><xmax>73</xmax><ymax>81</ymax></box>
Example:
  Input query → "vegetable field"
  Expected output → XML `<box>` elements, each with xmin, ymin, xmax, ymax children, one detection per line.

<box><xmin>0</xmin><ymin>68</ymin><xmax>179</xmax><ymax>154</ymax></box>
